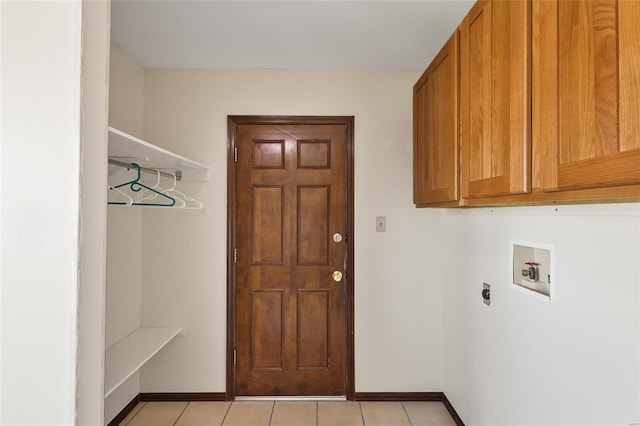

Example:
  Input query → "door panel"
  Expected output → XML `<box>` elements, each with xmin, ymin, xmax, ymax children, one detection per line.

<box><xmin>535</xmin><ymin>0</ymin><xmax>640</xmax><ymax>191</ymax></box>
<box><xmin>460</xmin><ymin>0</ymin><xmax>531</xmax><ymax>198</ymax></box>
<box><xmin>297</xmin><ymin>289</ymin><xmax>330</xmax><ymax>371</ymax></box>
<box><xmin>466</xmin><ymin>6</ymin><xmax>490</xmax><ymax>185</ymax></box>
<box><xmin>233</xmin><ymin>121</ymin><xmax>348</xmax><ymax>396</ymax></box>
<box><xmin>297</xmin><ymin>186</ymin><xmax>330</xmax><ymax>265</ymax></box>
<box><xmin>251</xmin><ymin>289</ymin><xmax>284</xmax><ymax>371</ymax></box>
<box><xmin>619</xmin><ymin>0</ymin><xmax>640</xmax><ymax>152</ymax></box>
<box><xmin>251</xmin><ymin>186</ymin><xmax>284</xmax><ymax>265</ymax></box>
<box><xmin>252</xmin><ymin>141</ymin><xmax>285</xmax><ymax>169</ymax></box>
<box><xmin>558</xmin><ymin>0</ymin><xmax>618</xmax><ymax>163</ymax></box>
<box><xmin>413</xmin><ymin>31</ymin><xmax>459</xmax><ymax>205</ymax></box>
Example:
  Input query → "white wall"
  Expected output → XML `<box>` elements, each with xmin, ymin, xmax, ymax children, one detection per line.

<box><xmin>0</xmin><ymin>3</ymin><xmax>3</xmax><ymax>418</ymax></box>
<box><xmin>138</xmin><ymin>69</ymin><xmax>447</xmax><ymax>393</ymax></box>
<box><xmin>104</xmin><ymin>43</ymin><xmax>145</xmax><ymax>424</ymax></box>
<box><xmin>0</xmin><ymin>1</ymin><xmax>83</xmax><ymax>424</ymax></box>
<box><xmin>77</xmin><ymin>1</ymin><xmax>110</xmax><ymax>425</ymax></box>
<box><xmin>106</xmin><ymin>43</ymin><xmax>145</xmax><ymax>348</ymax></box>
<box><xmin>109</xmin><ymin>44</ymin><xmax>144</xmax><ymax>139</ymax></box>
<box><xmin>442</xmin><ymin>204</ymin><xmax>640</xmax><ymax>425</ymax></box>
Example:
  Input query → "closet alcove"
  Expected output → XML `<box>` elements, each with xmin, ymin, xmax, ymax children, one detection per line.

<box><xmin>105</xmin><ymin>126</ymin><xmax>210</xmax><ymax>422</ymax></box>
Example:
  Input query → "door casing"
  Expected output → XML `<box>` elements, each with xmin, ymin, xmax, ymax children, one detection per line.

<box><xmin>226</xmin><ymin>115</ymin><xmax>355</xmax><ymax>399</ymax></box>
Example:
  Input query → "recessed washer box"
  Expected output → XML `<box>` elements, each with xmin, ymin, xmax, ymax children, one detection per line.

<box><xmin>511</xmin><ymin>241</ymin><xmax>554</xmax><ymax>302</ymax></box>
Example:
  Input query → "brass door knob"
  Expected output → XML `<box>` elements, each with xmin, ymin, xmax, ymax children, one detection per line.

<box><xmin>332</xmin><ymin>270</ymin><xmax>343</xmax><ymax>282</ymax></box>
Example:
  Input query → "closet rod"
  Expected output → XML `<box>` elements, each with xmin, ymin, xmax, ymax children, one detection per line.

<box><xmin>108</xmin><ymin>159</ymin><xmax>182</xmax><ymax>181</ymax></box>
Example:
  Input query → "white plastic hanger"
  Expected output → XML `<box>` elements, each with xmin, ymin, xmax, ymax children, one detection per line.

<box><xmin>166</xmin><ymin>173</ymin><xmax>203</xmax><ymax>210</ymax></box>
<box><xmin>107</xmin><ymin>184</ymin><xmax>133</xmax><ymax>206</ymax></box>
<box><xmin>137</xmin><ymin>169</ymin><xmax>162</xmax><ymax>203</ymax></box>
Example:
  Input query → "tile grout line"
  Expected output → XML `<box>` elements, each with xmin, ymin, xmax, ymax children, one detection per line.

<box><xmin>315</xmin><ymin>401</ymin><xmax>318</xmax><ymax>426</ymax></box>
<box><xmin>400</xmin><ymin>401</ymin><xmax>413</xmax><ymax>426</ymax></box>
<box><xmin>358</xmin><ymin>401</ymin><xmax>365</xmax><ymax>426</ymax></box>
<box><xmin>172</xmin><ymin>401</ymin><xmax>190</xmax><ymax>426</ymax></box>
<box><xmin>267</xmin><ymin>401</ymin><xmax>275</xmax><ymax>425</ymax></box>
<box><xmin>219</xmin><ymin>401</ymin><xmax>233</xmax><ymax>426</ymax></box>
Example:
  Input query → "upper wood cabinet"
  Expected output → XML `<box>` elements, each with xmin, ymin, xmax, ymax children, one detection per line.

<box><xmin>459</xmin><ymin>0</ymin><xmax>531</xmax><ymax>199</ymax></box>
<box><xmin>413</xmin><ymin>0</ymin><xmax>640</xmax><ymax>207</ymax></box>
<box><xmin>533</xmin><ymin>0</ymin><xmax>640</xmax><ymax>192</ymax></box>
<box><xmin>413</xmin><ymin>32</ymin><xmax>459</xmax><ymax>206</ymax></box>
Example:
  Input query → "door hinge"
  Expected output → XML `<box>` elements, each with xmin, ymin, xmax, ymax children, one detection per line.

<box><xmin>234</xmin><ymin>147</ymin><xmax>238</xmax><ymax>163</ymax></box>
<box><xmin>234</xmin><ymin>247</ymin><xmax>237</xmax><ymax>263</ymax></box>
<box><xmin>233</xmin><ymin>349</ymin><xmax>237</xmax><ymax>365</ymax></box>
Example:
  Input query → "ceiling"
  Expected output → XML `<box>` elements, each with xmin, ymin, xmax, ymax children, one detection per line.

<box><xmin>110</xmin><ymin>0</ymin><xmax>474</xmax><ymax>71</ymax></box>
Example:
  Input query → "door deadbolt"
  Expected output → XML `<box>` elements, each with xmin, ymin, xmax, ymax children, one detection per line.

<box><xmin>333</xmin><ymin>233</ymin><xmax>343</xmax><ymax>243</ymax></box>
<box><xmin>332</xmin><ymin>270</ymin><xmax>343</xmax><ymax>282</ymax></box>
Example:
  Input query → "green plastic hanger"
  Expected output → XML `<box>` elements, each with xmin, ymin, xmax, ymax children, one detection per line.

<box><xmin>108</xmin><ymin>162</ymin><xmax>176</xmax><ymax>207</ymax></box>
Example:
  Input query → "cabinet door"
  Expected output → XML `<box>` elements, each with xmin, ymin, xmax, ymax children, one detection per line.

<box><xmin>413</xmin><ymin>32</ymin><xmax>459</xmax><ymax>205</ymax></box>
<box><xmin>459</xmin><ymin>0</ymin><xmax>531</xmax><ymax>199</ymax></box>
<box><xmin>534</xmin><ymin>0</ymin><xmax>640</xmax><ymax>192</ymax></box>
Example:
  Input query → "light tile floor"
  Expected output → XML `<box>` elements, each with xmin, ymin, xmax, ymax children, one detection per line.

<box><xmin>119</xmin><ymin>400</ymin><xmax>457</xmax><ymax>426</ymax></box>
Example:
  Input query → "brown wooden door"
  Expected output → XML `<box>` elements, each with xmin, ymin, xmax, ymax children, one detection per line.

<box><xmin>533</xmin><ymin>0</ymin><xmax>640</xmax><ymax>192</ymax></box>
<box><xmin>413</xmin><ymin>31</ymin><xmax>459</xmax><ymax>206</ymax></box>
<box><xmin>459</xmin><ymin>0</ymin><xmax>531</xmax><ymax>199</ymax></box>
<box><xmin>232</xmin><ymin>119</ymin><xmax>350</xmax><ymax>396</ymax></box>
